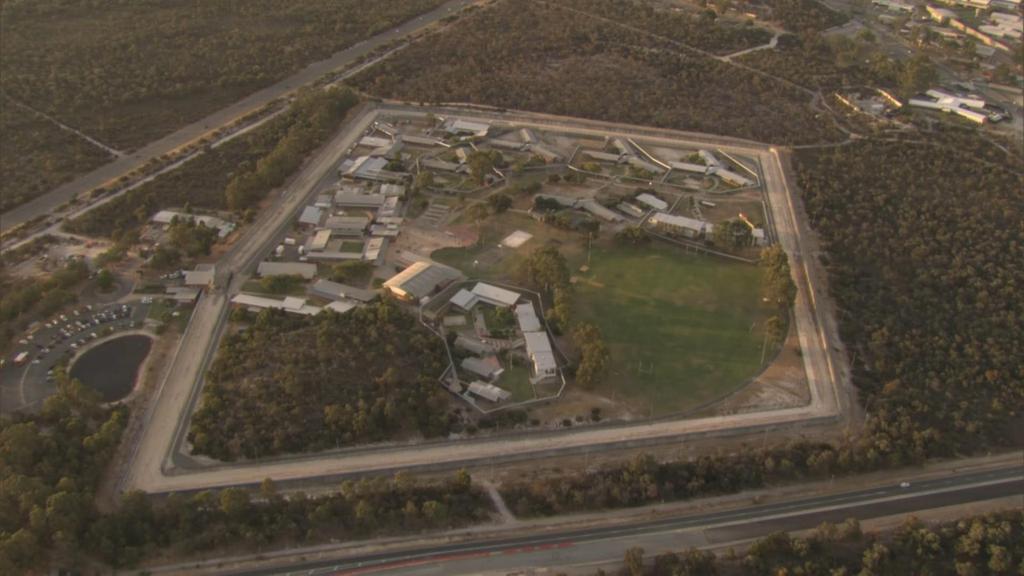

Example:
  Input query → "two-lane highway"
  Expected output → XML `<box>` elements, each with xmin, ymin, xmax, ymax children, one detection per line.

<box><xmin>235</xmin><ymin>465</ymin><xmax>1022</xmax><ymax>576</ymax></box>
<box><xmin>1</xmin><ymin>0</ymin><xmax>475</xmax><ymax>236</ymax></box>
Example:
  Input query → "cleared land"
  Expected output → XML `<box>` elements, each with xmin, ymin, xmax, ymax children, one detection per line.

<box><xmin>574</xmin><ymin>243</ymin><xmax>773</xmax><ymax>416</ymax></box>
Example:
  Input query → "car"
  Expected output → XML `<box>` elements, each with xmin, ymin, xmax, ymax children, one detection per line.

<box><xmin>18</xmin><ymin>339</ymin><xmax>28</xmax><ymax>345</ymax></box>
<box><xmin>90</xmin><ymin>333</ymin><xmax>98</xmax><ymax>339</ymax></box>
<box><xmin>71</xmin><ymin>343</ymin><xmax>78</xmax><ymax>349</ymax></box>
<box><xmin>899</xmin><ymin>481</ymin><xmax>911</xmax><ymax>488</ymax></box>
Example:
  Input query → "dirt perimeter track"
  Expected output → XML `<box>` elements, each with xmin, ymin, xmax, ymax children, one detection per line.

<box><xmin>121</xmin><ymin>104</ymin><xmax>854</xmax><ymax>495</ymax></box>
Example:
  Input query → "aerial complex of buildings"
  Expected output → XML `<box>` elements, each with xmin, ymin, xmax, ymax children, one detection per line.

<box><xmin>4</xmin><ymin>103</ymin><xmax>848</xmax><ymax>510</ymax></box>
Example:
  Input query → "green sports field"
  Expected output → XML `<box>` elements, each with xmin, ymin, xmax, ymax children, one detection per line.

<box><xmin>574</xmin><ymin>243</ymin><xmax>773</xmax><ymax>416</ymax></box>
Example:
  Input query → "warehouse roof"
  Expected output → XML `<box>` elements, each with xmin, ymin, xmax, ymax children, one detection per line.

<box><xmin>383</xmin><ymin>261</ymin><xmax>461</xmax><ymax>300</ymax></box>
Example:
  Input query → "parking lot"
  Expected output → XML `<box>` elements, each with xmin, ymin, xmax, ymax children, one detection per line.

<box><xmin>1</xmin><ymin>301</ymin><xmax>150</xmax><ymax>413</ymax></box>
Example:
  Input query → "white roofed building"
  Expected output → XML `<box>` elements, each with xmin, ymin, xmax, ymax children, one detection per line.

<box><xmin>231</xmin><ymin>294</ymin><xmax>321</xmax><ymax>316</ymax></box>
<box><xmin>635</xmin><ymin>193</ymin><xmax>668</xmax><ymax>211</ymax></box>
<box><xmin>522</xmin><ymin>331</ymin><xmax>557</xmax><ymax>383</ymax></box>
<box><xmin>444</xmin><ymin>119</ymin><xmax>490</xmax><ymax>137</ymax></box>
<box><xmin>649</xmin><ymin>212</ymin><xmax>710</xmax><ymax>239</ymax></box>
<box><xmin>467</xmin><ymin>381</ymin><xmax>511</xmax><ymax>403</ymax></box>
<box><xmin>515</xmin><ymin>303</ymin><xmax>542</xmax><ymax>332</ymax></box>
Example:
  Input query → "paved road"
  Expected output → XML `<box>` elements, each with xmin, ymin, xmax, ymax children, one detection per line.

<box><xmin>121</xmin><ymin>105</ymin><xmax>852</xmax><ymax>495</ymax></box>
<box><xmin>231</xmin><ymin>465</ymin><xmax>1023</xmax><ymax>576</ymax></box>
<box><xmin>120</xmin><ymin>106</ymin><xmax>380</xmax><ymax>494</ymax></box>
<box><xmin>0</xmin><ymin>0</ymin><xmax>474</xmax><ymax>232</ymax></box>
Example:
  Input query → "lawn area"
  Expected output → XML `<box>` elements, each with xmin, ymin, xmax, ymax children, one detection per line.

<box><xmin>338</xmin><ymin>240</ymin><xmax>365</xmax><ymax>253</ymax></box>
<box><xmin>494</xmin><ymin>362</ymin><xmax>535</xmax><ymax>403</ymax></box>
<box><xmin>574</xmin><ymin>242</ymin><xmax>773</xmax><ymax>416</ymax></box>
<box><xmin>432</xmin><ymin>212</ymin><xmax>584</xmax><ymax>281</ymax></box>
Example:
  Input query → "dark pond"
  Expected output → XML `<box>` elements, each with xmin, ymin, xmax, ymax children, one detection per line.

<box><xmin>69</xmin><ymin>334</ymin><xmax>152</xmax><ymax>402</ymax></box>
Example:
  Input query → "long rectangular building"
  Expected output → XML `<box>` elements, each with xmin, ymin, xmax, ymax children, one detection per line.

<box><xmin>256</xmin><ymin>261</ymin><xmax>317</xmax><ymax>279</ymax></box>
<box><xmin>383</xmin><ymin>261</ymin><xmax>461</xmax><ymax>301</ymax></box>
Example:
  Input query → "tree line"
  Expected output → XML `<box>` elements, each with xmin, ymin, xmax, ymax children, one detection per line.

<box><xmin>520</xmin><ymin>245</ymin><xmax>610</xmax><ymax>388</ymax></box>
<box><xmin>580</xmin><ymin>509</ymin><xmax>1022</xmax><ymax>575</ymax></box>
<box><xmin>353</xmin><ymin>0</ymin><xmax>842</xmax><ymax>145</ymax></box>
<box><xmin>0</xmin><ymin>259</ymin><xmax>89</xmax><ymax>351</ymax></box>
<box><xmin>66</xmin><ymin>88</ymin><xmax>357</xmax><ymax>240</ymax></box>
<box><xmin>188</xmin><ymin>298</ymin><xmax>455</xmax><ymax>460</ymax></box>
<box><xmin>0</xmin><ymin>374</ymin><xmax>491</xmax><ymax>572</ymax></box>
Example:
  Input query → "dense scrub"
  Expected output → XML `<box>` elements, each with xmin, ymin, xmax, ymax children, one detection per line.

<box><xmin>0</xmin><ymin>0</ymin><xmax>443</xmax><ymax>151</ymax></box>
<box><xmin>502</xmin><ymin>139</ymin><xmax>1022</xmax><ymax>518</ymax></box>
<box><xmin>796</xmin><ymin>141</ymin><xmax>1024</xmax><ymax>459</ymax></box>
<box><xmin>65</xmin><ymin>88</ymin><xmax>357</xmax><ymax>239</ymax></box>
<box><xmin>0</xmin><ymin>260</ymin><xmax>89</xmax><ymax>351</ymax></box>
<box><xmin>0</xmin><ymin>377</ymin><xmax>127</xmax><ymax>573</ymax></box>
<box><xmin>188</xmin><ymin>300</ymin><xmax>453</xmax><ymax>460</ymax></box>
<box><xmin>0</xmin><ymin>376</ymin><xmax>490</xmax><ymax>572</ymax></box>
<box><xmin>600</xmin><ymin>510</ymin><xmax>1023</xmax><ymax>575</ymax></box>
<box><xmin>758</xmin><ymin>0</ymin><xmax>848</xmax><ymax>34</ymax></box>
<box><xmin>0</xmin><ymin>103</ymin><xmax>112</xmax><ymax>213</ymax></box>
<box><xmin>551</xmin><ymin>0</ymin><xmax>773</xmax><ymax>54</ymax></box>
<box><xmin>353</xmin><ymin>0</ymin><xmax>841</xmax><ymax>145</ymax></box>
<box><xmin>88</xmin><ymin>472</ymin><xmax>490</xmax><ymax>569</ymax></box>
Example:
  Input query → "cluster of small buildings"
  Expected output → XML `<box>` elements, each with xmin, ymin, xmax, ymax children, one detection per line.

<box><xmin>442</xmin><ymin>281</ymin><xmax>560</xmax><ymax>406</ymax></box>
<box><xmin>490</xmin><ymin>127</ymin><xmax>564</xmax><ymax>163</ymax></box>
<box><xmin>925</xmin><ymin>2</ymin><xmax>1022</xmax><ymax>53</ymax></box>
<box><xmin>908</xmin><ymin>87</ymin><xmax>1009</xmax><ymax>123</ymax></box>
<box><xmin>582</xmin><ymin>145</ymin><xmax>757</xmax><ymax>188</ymax></box>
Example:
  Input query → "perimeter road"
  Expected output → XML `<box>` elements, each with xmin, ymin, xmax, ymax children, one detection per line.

<box><xmin>121</xmin><ymin>105</ymin><xmax>851</xmax><ymax>495</ymax></box>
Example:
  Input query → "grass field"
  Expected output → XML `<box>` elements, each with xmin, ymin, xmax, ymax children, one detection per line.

<box><xmin>494</xmin><ymin>363</ymin><xmax>535</xmax><ymax>403</ymax></box>
<box><xmin>574</xmin><ymin>242</ymin><xmax>773</xmax><ymax>416</ymax></box>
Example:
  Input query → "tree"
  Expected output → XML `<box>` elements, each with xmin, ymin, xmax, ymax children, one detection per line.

<box><xmin>615</xmin><ymin>226</ymin><xmax>649</xmax><ymax>245</ymax></box>
<box><xmin>899</xmin><ymin>54</ymin><xmax>938</xmax><ymax>96</ymax></box>
<box><xmin>96</xmin><ymin>269</ymin><xmax>115</xmax><ymax>292</ymax></box>
<box><xmin>467</xmin><ymin>150</ymin><xmax>502</xmax><ymax>185</ymax></box>
<box><xmin>624</xmin><ymin>546</ymin><xmax>645</xmax><ymax>576</ymax></box>
<box><xmin>573</xmin><ymin>322</ymin><xmax>609</xmax><ymax>389</ymax></box>
<box><xmin>487</xmin><ymin>193</ymin><xmax>512</xmax><ymax>213</ymax></box>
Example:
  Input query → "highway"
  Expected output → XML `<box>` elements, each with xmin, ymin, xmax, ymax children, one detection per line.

<box><xmin>0</xmin><ymin>0</ymin><xmax>474</xmax><ymax>234</ymax></box>
<box><xmin>223</xmin><ymin>465</ymin><xmax>1023</xmax><ymax>576</ymax></box>
<box><xmin>120</xmin><ymin>104</ymin><xmax>853</xmax><ymax>496</ymax></box>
